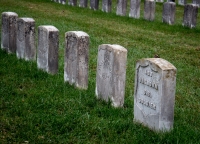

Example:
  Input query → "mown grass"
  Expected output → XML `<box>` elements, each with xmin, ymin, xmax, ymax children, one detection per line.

<box><xmin>0</xmin><ymin>0</ymin><xmax>200</xmax><ymax>143</ymax></box>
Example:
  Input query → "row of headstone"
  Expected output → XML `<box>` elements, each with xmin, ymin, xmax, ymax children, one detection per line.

<box><xmin>52</xmin><ymin>0</ymin><xmax>198</xmax><ymax>28</ymax></box>
<box><xmin>1</xmin><ymin>11</ymin><xmax>177</xmax><ymax>132</ymax></box>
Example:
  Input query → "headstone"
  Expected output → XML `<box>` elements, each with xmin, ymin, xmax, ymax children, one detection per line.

<box><xmin>178</xmin><ymin>0</ymin><xmax>186</xmax><ymax>5</ymax></box>
<box><xmin>162</xmin><ymin>2</ymin><xmax>176</xmax><ymax>25</ymax></box>
<box><xmin>1</xmin><ymin>12</ymin><xmax>18</xmax><ymax>53</ymax></box>
<box><xmin>129</xmin><ymin>0</ymin><xmax>141</xmax><ymax>19</ymax></box>
<box><xmin>183</xmin><ymin>4</ymin><xmax>198</xmax><ymax>28</ymax></box>
<box><xmin>96</xmin><ymin>44</ymin><xmax>127</xmax><ymax>107</ymax></box>
<box><xmin>68</xmin><ymin>0</ymin><xmax>77</xmax><ymax>6</ymax></box>
<box><xmin>61</xmin><ymin>0</ymin><xmax>66</xmax><ymax>4</ymax></box>
<box><xmin>156</xmin><ymin>0</ymin><xmax>164</xmax><ymax>2</ymax></box>
<box><xmin>193</xmin><ymin>0</ymin><xmax>200</xmax><ymax>7</ymax></box>
<box><xmin>80</xmin><ymin>0</ymin><xmax>88</xmax><ymax>7</ymax></box>
<box><xmin>90</xmin><ymin>0</ymin><xmax>99</xmax><ymax>10</ymax></box>
<box><xmin>102</xmin><ymin>0</ymin><xmax>112</xmax><ymax>12</ymax></box>
<box><xmin>144</xmin><ymin>0</ymin><xmax>155</xmax><ymax>21</ymax></box>
<box><xmin>116</xmin><ymin>0</ymin><xmax>127</xmax><ymax>16</ymax></box>
<box><xmin>16</xmin><ymin>18</ymin><xmax>36</xmax><ymax>61</ymax></box>
<box><xmin>134</xmin><ymin>58</ymin><xmax>177</xmax><ymax>132</ymax></box>
<box><xmin>37</xmin><ymin>26</ymin><xmax>59</xmax><ymax>74</ymax></box>
<box><xmin>64</xmin><ymin>31</ymin><xmax>89</xmax><ymax>89</ymax></box>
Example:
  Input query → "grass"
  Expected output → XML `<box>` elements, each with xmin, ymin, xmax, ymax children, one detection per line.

<box><xmin>0</xmin><ymin>0</ymin><xmax>200</xmax><ymax>143</ymax></box>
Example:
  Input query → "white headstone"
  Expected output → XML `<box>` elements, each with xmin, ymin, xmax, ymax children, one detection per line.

<box><xmin>178</xmin><ymin>0</ymin><xmax>187</xmax><ymax>5</ymax></box>
<box><xmin>134</xmin><ymin>58</ymin><xmax>177</xmax><ymax>131</ymax></box>
<box><xmin>162</xmin><ymin>2</ymin><xmax>176</xmax><ymax>25</ymax></box>
<box><xmin>64</xmin><ymin>31</ymin><xmax>89</xmax><ymax>89</ymax></box>
<box><xmin>16</xmin><ymin>18</ymin><xmax>36</xmax><ymax>61</ymax></box>
<box><xmin>96</xmin><ymin>44</ymin><xmax>127</xmax><ymax>107</ymax></box>
<box><xmin>129</xmin><ymin>0</ymin><xmax>141</xmax><ymax>19</ymax></box>
<box><xmin>1</xmin><ymin>12</ymin><xmax>18</xmax><ymax>53</ymax></box>
<box><xmin>116</xmin><ymin>0</ymin><xmax>127</xmax><ymax>16</ymax></box>
<box><xmin>144</xmin><ymin>0</ymin><xmax>155</xmax><ymax>21</ymax></box>
<box><xmin>37</xmin><ymin>25</ymin><xmax>59</xmax><ymax>74</ymax></box>
<box><xmin>156</xmin><ymin>0</ymin><xmax>164</xmax><ymax>2</ymax></box>
<box><xmin>183</xmin><ymin>4</ymin><xmax>198</xmax><ymax>28</ymax></box>
<box><xmin>102</xmin><ymin>0</ymin><xmax>112</xmax><ymax>12</ymax></box>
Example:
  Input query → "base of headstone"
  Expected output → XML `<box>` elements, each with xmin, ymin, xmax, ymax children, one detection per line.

<box><xmin>134</xmin><ymin>58</ymin><xmax>177</xmax><ymax>132</ymax></box>
<box><xmin>16</xmin><ymin>18</ymin><xmax>36</xmax><ymax>61</ymax></box>
<box><xmin>95</xmin><ymin>44</ymin><xmax>127</xmax><ymax>107</ymax></box>
<box><xmin>129</xmin><ymin>0</ymin><xmax>141</xmax><ymax>18</ymax></box>
<box><xmin>68</xmin><ymin>0</ymin><xmax>77</xmax><ymax>6</ymax></box>
<box><xmin>90</xmin><ymin>0</ymin><xmax>99</xmax><ymax>10</ymax></box>
<box><xmin>183</xmin><ymin>4</ymin><xmax>198</xmax><ymax>28</ymax></box>
<box><xmin>1</xmin><ymin>12</ymin><xmax>18</xmax><ymax>53</ymax></box>
<box><xmin>37</xmin><ymin>25</ymin><xmax>59</xmax><ymax>74</ymax></box>
<box><xmin>144</xmin><ymin>0</ymin><xmax>155</xmax><ymax>21</ymax></box>
<box><xmin>162</xmin><ymin>2</ymin><xmax>176</xmax><ymax>25</ymax></box>
<box><xmin>79</xmin><ymin>0</ymin><xmax>88</xmax><ymax>7</ymax></box>
<box><xmin>102</xmin><ymin>0</ymin><xmax>112</xmax><ymax>12</ymax></box>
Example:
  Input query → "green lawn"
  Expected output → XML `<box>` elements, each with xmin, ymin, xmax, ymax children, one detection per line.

<box><xmin>0</xmin><ymin>0</ymin><xmax>200</xmax><ymax>143</ymax></box>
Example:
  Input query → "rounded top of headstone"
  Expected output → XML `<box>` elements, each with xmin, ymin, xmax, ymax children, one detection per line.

<box><xmin>39</xmin><ymin>25</ymin><xmax>59</xmax><ymax>31</ymax></box>
<box><xmin>137</xmin><ymin>58</ymin><xmax>176</xmax><ymax>71</ymax></box>
<box><xmin>111</xmin><ymin>44</ymin><xmax>127</xmax><ymax>52</ymax></box>
<box><xmin>2</xmin><ymin>12</ymin><xmax>18</xmax><ymax>16</ymax></box>
<box><xmin>19</xmin><ymin>18</ymin><xmax>35</xmax><ymax>22</ymax></box>
<box><xmin>99</xmin><ymin>44</ymin><xmax>127</xmax><ymax>52</ymax></box>
<box><xmin>66</xmin><ymin>31</ymin><xmax>89</xmax><ymax>37</ymax></box>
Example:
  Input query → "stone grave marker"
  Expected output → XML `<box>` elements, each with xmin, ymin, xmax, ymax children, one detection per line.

<box><xmin>134</xmin><ymin>58</ymin><xmax>177</xmax><ymax>131</ymax></box>
<box><xmin>64</xmin><ymin>31</ymin><xmax>89</xmax><ymax>89</ymax></box>
<box><xmin>129</xmin><ymin>0</ymin><xmax>141</xmax><ymax>18</ymax></box>
<box><xmin>61</xmin><ymin>0</ymin><xmax>66</xmax><ymax>4</ymax></box>
<box><xmin>144</xmin><ymin>0</ymin><xmax>155</xmax><ymax>21</ymax></box>
<box><xmin>178</xmin><ymin>0</ymin><xmax>187</xmax><ymax>5</ymax></box>
<box><xmin>37</xmin><ymin>25</ymin><xmax>59</xmax><ymax>74</ymax></box>
<box><xmin>102</xmin><ymin>0</ymin><xmax>112</xmax><ymax>12</ymax></box>
<box><xmin>16</xmin><ymin>18</ymin><xmax>36</xmax><ymax>61</ymax></box>
<box><xmin>162</xmin><ymin>2</ymin><xmax>176</xmax><ymax>25</ymax></box>
<box><xmin>156</xmin><ymin>0</ymin><xmax>164</xmax><ymax>2</ymax></box>
<box><xmin>90</xmin><ymin>0</ymin><xmax>99</xmax><ymax>10</ymax></box>
<box><xmin>116</xmin><ymin>0</ymin><xmax>127</xmax><ymax>16</ymax></box>
<box><xmin>68</xmin><ymin>0</ymin><xmax>77</xmax><ymax>6</ymax></box>
<box><xmin>193</xmin><ymin>0</ymin><xmax>200</xmax><ymax>7</ymax></box>
<box><xmin>96</xmin><ymin>44</ymin><xmax>127</xmax><ymax>107</ymax></box>
<box><xmin>183</xmin><ymin>4</ymin><xmax>198</xmax><ymax>28</ymax></box>
<box><xmin>80</xmin><ymin>0</ymin><xmax>88</xmax><ymax>7</ymax></box>
<box><xmin>1</xmin><ymin>12</ymin><xmax>18</xmax><ymax>53</ymax></box>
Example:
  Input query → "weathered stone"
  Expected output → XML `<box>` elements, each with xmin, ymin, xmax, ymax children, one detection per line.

<box><xmin>90</xmin><ymin>0</ymin><xmax>99</xmax><ymax>10</ymax></box>
<box><xmin>1</xmin><ymin>12</ymin><xmax>18</xmax><ymax>53</ymax></box>
<box><xmin>144</xmin><ymin>0</ymin><xmax>155</xmax><ymax>21</ymax></box>
<box><xmin>162</xmin><ymin>2</ymin><xmax>176</xmax><ymax>25</ymax></box>
<box><xmin>37</xmin><ymin>26</ymin><xmax>59</xmax><ymax>74</ymax></box>
<box><xmin>183</xmin><ymin>4</ymin><xmax>198</xmax><ymax>28</ymax></box>
<box><xmin>178</xmin><ymin>0</ymin><xmax>187</xmax><ymax>5</ymax></box>
<box><xmin>156</xmin><ymin>0</ymin><xmax>164</xmax><ymax>2</ymax></box>
<box><xmin>134</xmin><ymin>58</ymin><xmax>177</xmax><ymax>132</ymax></box>
<box><xmin>116</xmin><ymin>0</ymin><xmax>127</xmax><ymax>16</ymax></box>
<box><xmin>16</xmin><ymin>18</ymin><xmax>36</xmax><ymax>61</ymax></box>
<box><xmin>80</xmin><ymin>0</ymin><xmax>88</xmax><ymax>7</ymax></box>
<box><xmin>102</xmin><ymin>0</ymin><xmax>112</xmax><ymax>12</ymax></box>
<box><xmin>96</xmin><ymin>44</ymin><xmax>127</xmax><ymax>107</ymax></box>
<box><xmin>68</xmin><ymin>0</ymin><xmax>77</xmax><ymax>6</ymax></box>
<box><xmin>64</xmin><ymin>31</ymin><xmax>89</xmax><ymax>89</ymax></box>
<box><xmin>129</xmin><ymin>0</ymin><xmax>141</xmax><ymax>18</ymax></box>
<box><xmin>193</xmin><ymin>0</ymin><xmax>200</xmax><ymax>7</ymax></box>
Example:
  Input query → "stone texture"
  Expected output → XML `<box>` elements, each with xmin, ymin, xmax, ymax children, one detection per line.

<box><xmin>64</xmin><ymin>31</ymin><xmax>89</xmax><ymax>89</ymax></box>
<box><xmin>102</xmin><ymin>0</ymin><xmax>112</xmax><ymax>12</ymax></box>
<box><xmin>162</xmin><ymin>2</ymin><xmax>176</xmax><ymax>25</ymax></box>
<box><xmin>90</xmin><ymin>0</ymin><xmax>99</xmax><ymax>10</ymax></box>
<box><xmin>144</xmin><ymin>0</ymin><xmax>155</xmax><ymax>21</ymax></box>
<box><xmin>16</xmin><ymin>18</ymin><xmax>36</xmax><ymax>61</ymax></box>
<box><xmin>37</xmin><ymin>26</ymin><xmax>59</xmax><ymax>74</ymax></box>
<box><xmin>80</xmin><ymin>0</ymin><xmax>88</xmax><ymax>7</ymax></box>
<box><xmin>68</xmin><ymin>0</ymin><xmax>77</xmax><ymax>6</ymax></box>
<box><xmin>134</xmin><ymin>58</ymin><xmax>177</xmax><ymax>131</ymax></box>
<box><xmin>183</xmin><ymin>4</ymin><xmax>198</xmax><ymax>28</ymax></box>
<box><xmin>129</xmin><ymin>0</ymin><xmax>141</xmax><ymax>18</ymax></box>
<box><xmin>1</xmin><ymin>12</ymin><xmax>18</xmax><ymax>53</ymax></box>
<box><xmin>178</xmin><ymin>0</ymin><xmax>187</xmax><ymax>5</ymax></box>
<box><xmin>95</xmin><ymin>44</ymin><xmax>127</xmax><ymax>107</ymax></box>
<box><xmin>116</xmin><ymin>0</ymin><xmax>127</xmax><ymax>16</ymax></box>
